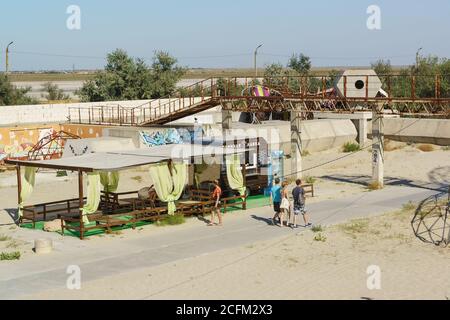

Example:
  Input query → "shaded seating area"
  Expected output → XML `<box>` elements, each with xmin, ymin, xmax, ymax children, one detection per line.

<box><xmin>6</xmin><ymin>142</ymin><xmax>249</xmax><ymax>239</ymax></box>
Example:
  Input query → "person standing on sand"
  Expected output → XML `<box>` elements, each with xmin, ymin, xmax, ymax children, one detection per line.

<box><xmin>270</xmin><ymin>178</ymin><xmax>282</xmax><ymax>225</ymax></box>
<box><xmin>280</xmin><ymin>181</ymin><xmax>290</xmax><ymax>227</ymax></box>
<box><xmin>208</xmin><ymin>180</ymin><xmax>223</xmax><ymax>226</ymax></box>
<box><xmin>292</xmin><ymin>179</ymin><xmax>311</xmax><ymax>228</ymax></box>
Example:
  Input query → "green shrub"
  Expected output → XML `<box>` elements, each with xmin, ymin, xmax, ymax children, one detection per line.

<box><xmin>339</xmin><ymin>219</ymin><xmax>369</xmax><ymax>238</ymax></box>
<box><xmin>56</xmin><ymin>170</ymin><xmax>68</xmax><ymax>177</ymax></box>
<box><xmin>313</xmin><ymin>233</ymin><xmax>327</xmax><ymax>242</ymax></box>
<box><xmin>311</xmin><ymin>225</ymin><xmax>323</xmax><ymax>233</ymax></box>
<box><xmin>301</xmin><ymin>150</ymin><xmax>310</xmax><ymax>157</ymax></box>
<box><xmin>402</xmin><ymin>201</ymin><xmax>416</xmax><ymax>211</ymax></box>
<box><xmin>158</xmin><ymin>214</ymin><xmax>186</xmax><ymax>226</ymax></box>
<box><xmin>343</xmin><ymin>142</ymin><xmax>360</xmax><ymax>153</ymax></box>
<box><xmin>305</xmin><ymin>176</ymin><xmax>317</xmax><ymax>184</ymax></box>
<box><xmin>367</xmin><ymin>181</ymin><xmax>382</xmax><ymax>191</ymax></box>
<box><xmin>131</xmin><ymin>176</ymin><xmax>143</xmax><ymax>183</ymax></box>
<box><xmin>0</xmin><ymin>251</ymin><xmax>21</xmax><ymax>261</ymax></box>
<box><xmin>0</xmin><ymin>235</ymin><xmax>11</xmax><ymax>242</ymax></box>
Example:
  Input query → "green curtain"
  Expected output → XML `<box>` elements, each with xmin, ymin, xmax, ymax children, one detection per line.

<box><xmin>19</xmin><ymin>167</ymin><xmax>37</xmax><ymax>217</ymax></box>
<box><xmin>82</xmin><ymin>172</ymin><xmax>101</xmax><ymax>224</ymax></box>
<box><xmin>226</xmin><ymin>154</ymin><xmax>246</xmax><ymax>196</ymax></box>
<box><xmin>100</xmin><ymin>171</ymin><xmax>120</xmax><ymax>193</ymax></box>
<box><xmin>149</xmin><ymin>162</ymin><xmax>187</xmax><ymax>215</ymax></box>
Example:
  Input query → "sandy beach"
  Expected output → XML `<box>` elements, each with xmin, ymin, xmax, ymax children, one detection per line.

<box><xmin>18</xmin><ymin>206</ymin><xmax>450</xmax><ymax>300</ymax></box>
<box><xmin>1</xmin><ymin>142</ymin><xmax>449</xmax><ymax>299</ymax></box>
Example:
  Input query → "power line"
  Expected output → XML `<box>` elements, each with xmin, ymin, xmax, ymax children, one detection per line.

<box><xmin>261</xmin><ymin>52</ymin><xmax>416</xmax><ymax>61</ymax></box>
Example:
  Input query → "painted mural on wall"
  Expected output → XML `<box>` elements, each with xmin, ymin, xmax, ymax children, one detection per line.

<box><xmin>140</xmin><ymin>127</ymin><xmax>203</xmax><ymax>147</ymax></box>
<box><xmin>0</xmin><ymin>127</ymin><xmax>56</xmax><ymax>161</ymax></box>
<box><xmin>0</xmin><ymin>124</ymin><xmax>103</xmax><ymax>163</ymax></box>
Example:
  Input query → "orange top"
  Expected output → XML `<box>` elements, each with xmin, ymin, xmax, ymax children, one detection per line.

<box><xmin>212</xmin><ymin>186</ymin><xmax>222</xmax><ymax>200</ymax></box>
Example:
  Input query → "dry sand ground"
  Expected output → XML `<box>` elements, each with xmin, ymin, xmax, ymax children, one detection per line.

<box><xmin>19</xmin><ymin>207</ymin><xmax>450</xmax><ymax>300</ymax></box>
<box><xmin>1</xmin><ymin>142</ymin><xmax>449</xmax><ymax>299</ymax></box>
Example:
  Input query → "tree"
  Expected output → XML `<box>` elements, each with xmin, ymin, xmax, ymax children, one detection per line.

<box><xmin>371</xmin><ymin>59</ymin><xmax>393</xmax><ymax>90</ymax></box>
<box><xmin>77</xmin><ymin>49</ymin><xmax>185</xmax><ymax>102</ymax></box>
<box><xmin>371</xmin><ymin>59</ymin><xmax>393</xmax><ymax>76</ymax></box>
<box><xmin>263</xmin><ymin>63</ymin><xmax>286</xmax><ymax>87</ymax></box>
<box><xmin>41</xmin><ymin>82</ymin><xmax>70</xmax><ymax>101</ymax></box>
<box><xmin>369</xmin><ymin>55</ymin><xmax>450</xmax><ymax>99</ymax></box>
<box><xmin>287</xmin><ymin>53</ymin><xmax>317</xmax><ymax>93</ymax></box>
<box><xmin>148</xmin><ymin>51</ymin><xmax>186</xmax><ymax>98</ymax></box>
<box><xmin>0</xmin><ymin>74</ymin><xmax>37</xmax><ymax>106</ymax></box>
<box><xmin>288</xmin><ymin>53</ymin><xmax>311</xmax><ymax>75</ymax></box>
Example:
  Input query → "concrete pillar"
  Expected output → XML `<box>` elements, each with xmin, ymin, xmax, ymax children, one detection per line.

<box><xmin>352</xmin><ymin>118</ymin><xmax>368</xmax><ymax>147</ymax></box>
<box><xmin>290</xmin><ymin>107</ymin><xmax>303</xmax><ymax>179</ymax></box>
<box><xmin>372</xmin><ymin>107</ymin><xmax>384</xmax><ymax>188</ymax></box>
<box><xmin>221</xmin><ymin>104</ymin><xmax>233</xmax><ymax>150</ymax></box>
<box><xmin>221</xmin><ymin>107</ymin><xmax>233</xmax><ymax>131</ymax></box>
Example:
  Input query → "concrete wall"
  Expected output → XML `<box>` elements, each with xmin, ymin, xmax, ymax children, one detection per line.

<box><xmin>104</xmin><ymin>119</ymin><xmax>358</xmax><ymax>154</ymax></box>
<box><xmin>367</xmin><ymin>118</ymin><xmax>450</xmax><ymax>146</ymax></box>
<box><xmin>0</xmin><ymin>100</ymin><xmax>152</xmax><ymax>126</ymax></box>
<box><xmin>301</xmin><ymin>119</ymin><xmax>358</xmax><ymax>152</ymax></box>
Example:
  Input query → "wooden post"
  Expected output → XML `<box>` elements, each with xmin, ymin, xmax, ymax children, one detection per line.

<box><xmin>242</xmin><ymin>162</ymin><xmax>247</xmax><ymax>210</ymax></box>
<box><xmin>78</xmin><ymin>170</ymin><xmax>84</xmax><ymax>240</ymax></box>
<box><xmin>322</xmin><ymin>77</ymin><xmax>326</xmax><ymax>98</ymax></box>
<box><xmin>344</xmin><ymin>76</ymin><xmax>347</xmax><ymax>99</ymax></box>
<box><xmin>16</xmin><ymin>165</ymin><xmax>22</xmax><ymax>224</ymax></box>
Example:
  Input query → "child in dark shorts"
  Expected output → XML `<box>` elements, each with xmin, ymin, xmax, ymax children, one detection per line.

<box><xmin>270</xmin><ymin>178</ymin><xmax>282</xmax><ymax>225</ymax></box>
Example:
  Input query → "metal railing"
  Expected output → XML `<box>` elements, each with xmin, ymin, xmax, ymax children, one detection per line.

<box><xmin>68</xmin><ymin>74</ymin><xmax>450</xmax><ymax>126</ymax></box>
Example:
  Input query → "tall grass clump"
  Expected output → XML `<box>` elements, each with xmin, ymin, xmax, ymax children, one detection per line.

<box><xmin>158</xmin><ymin>214</ymin><xmax>186</xmax><ymax>227</ymax></box>
<box><xmin>0</xmin><ymin>251</ymin><xmax>21</xmax><ymax>261</ymax></box>
<box><xmin>343</xmin><ymin>142</ymin><xmax>360</xmax><ymax>153</ymax></box>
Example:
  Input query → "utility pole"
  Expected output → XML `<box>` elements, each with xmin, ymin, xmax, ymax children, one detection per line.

<box><xmin>254</xmin><ymin>44</ymin><xmax>262</xmax><ymax>80</ymax></box>
<box><xmin>6</xmin><ymin>41</ymin><xmax>14</xmax><ymax>74</ymax></box>
<box><xmin>372</xmin><ymin>103</ymin><xmax>384</xmax><ymax>188</ymax></box>
<box><xmin>290</xmin><ymin>103</ymin><xmax>303</xmax><ymax>179</ymax></box>
<box><xmin>415</xmin><ymin>47</ymin><xmax>423</xmax><ymax>72</ymax></box>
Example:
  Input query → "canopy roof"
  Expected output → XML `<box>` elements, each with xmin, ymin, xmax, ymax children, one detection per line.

<box><xmin>5</xmin><ymin>143</ymin><xmax>247</xmax><ymax>172</ymax></box>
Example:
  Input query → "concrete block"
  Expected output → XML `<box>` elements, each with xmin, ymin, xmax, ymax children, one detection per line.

<box><xmin>34</xmin><ymin>239</ymin><xmax>53</xmax><ymax>254</ymax></box>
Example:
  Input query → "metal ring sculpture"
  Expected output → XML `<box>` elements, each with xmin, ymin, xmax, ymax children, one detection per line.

<box><xmin>28</xmin><ymin>130</ymin><xmax>81</xmax><ymax>161</ymax></box>
<box><xmin>411</xmin><ymin>187</ymin><xmax>450</xmax><ymax>247</ymax></box>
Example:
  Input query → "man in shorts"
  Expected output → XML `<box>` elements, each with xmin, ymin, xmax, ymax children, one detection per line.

<box><xmin>270</xmin><ymin>178</ymin><xmax>282</xmax><ymax>225</ymax></box>
<box><xmin>292</xmin><ymin>179</ymin><xmax>311</xmax><ymax>228</ymax></box>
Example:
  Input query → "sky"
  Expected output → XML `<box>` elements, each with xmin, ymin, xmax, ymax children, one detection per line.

<box><xmin>0</xmin><ymin>0</ymin><xmax>449</xmax><ymax>71</ymax></box>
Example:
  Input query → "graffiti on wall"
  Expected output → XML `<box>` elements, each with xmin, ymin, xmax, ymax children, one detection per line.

<box><xmin>140</xmin><ymin>128</ymin><xmax>203</xmax><ymax>147</ymax></box>
<box><xmin>0</xmin><ymin>128</ymin><xmax>56</xmax><ymax>162</ymax></box>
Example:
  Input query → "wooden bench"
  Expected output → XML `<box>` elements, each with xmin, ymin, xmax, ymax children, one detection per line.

<box><xmin>22</xmin><ymin>198</ymin><xmax>85</xmax><ymax>228</ymax></box>
<box><xmin>302</xmin><ymin>184</ymin><xmax>315</xmax><ymax>197</ymax></box>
